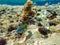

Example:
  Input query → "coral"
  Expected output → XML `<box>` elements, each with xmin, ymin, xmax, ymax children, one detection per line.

<box><xmin>19</xmin><ymin>0</ymin><xmax>36</xmax><ymax>23</ymax></box>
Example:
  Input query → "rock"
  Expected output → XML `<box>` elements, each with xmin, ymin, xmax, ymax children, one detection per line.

<box><xmin>38</xmin><ymin>27</ymin><xmax>48</xmax><ymax>35</ymax></box>
<box><xmin>37</xmin><ymin>9</ymin><xmax>41</xmax><ymax>11</ymax></box>
<box><xmin>10</xmin><ymin>20</ymin><xmax>14</xmax><ymax>23</ymax></box>
<box><xmin>37</xmin><ymin>13</ymin><xmax>40</xmax><ymax>16</ymax></box>
<box><xmin>49</xmin><ymin>22</ymin><xmax>57</xmax><ymax>26</ymax></box>
<box><xmin>8</xmin><ymin>25</ymin><xmax>17</xmax><ymax>32</ymax></box>
<box><xmin>38</xmin><ymin>27</ymin><xmax>51</xmax><ymax>38</ymax></box>
<box><xmin>38</xmin><ymin>23</ymin><xmax>43</xmax><ymax>26</ymax></box>
<box><xmin>0</xmin><ymin>38</ymin><xmax>6</xmax><ymax>45</ymax></box>
<box><xmin>8</xmin><ymin>16</ymin><xmax>12</xmax><ymax>18</ymax></box>
<box><xmin>50</xmin><ymin>26</ymin><xmax>56</xmax><ymax>32</ymax></box>
<box><xmin>49</xmin><ymin>15</ymin><xmax>57</xmax><ymax>20</ymax></box>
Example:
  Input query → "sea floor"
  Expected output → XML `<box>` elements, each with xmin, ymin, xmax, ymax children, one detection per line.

<box><xmin>0</xmin><ymin>4</ymin><xmax>60</xmax><ymax>45</ymax></box>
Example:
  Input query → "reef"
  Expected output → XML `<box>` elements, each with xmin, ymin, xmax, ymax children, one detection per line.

<box><xmin>0</xmin><ymin>0</ymin><xmax>60</xmax><ymax>45</ymax></box>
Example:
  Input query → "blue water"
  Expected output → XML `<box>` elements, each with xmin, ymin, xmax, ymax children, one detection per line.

<box><xmin>0</xmin><ymin>0</ymin><xmax>60</xmax><ymax>5</ymax></box>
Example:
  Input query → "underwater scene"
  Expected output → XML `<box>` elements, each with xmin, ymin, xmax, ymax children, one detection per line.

<box><xmin>0</xmin><ymin>0</ymin><xmax>60</xmax><ymax>45</ymax></box>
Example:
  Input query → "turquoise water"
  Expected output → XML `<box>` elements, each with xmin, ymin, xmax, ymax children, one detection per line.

<box><xmin>0</xmin><ymin>0</ymin><xmax>60</xmax><ymax>5</ymax></box>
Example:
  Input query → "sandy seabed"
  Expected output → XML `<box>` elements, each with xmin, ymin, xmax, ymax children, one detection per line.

<box><xmin>0</xmin><ymin>4</ymin><xmax>60</xmax><ymax>45</ymax></box>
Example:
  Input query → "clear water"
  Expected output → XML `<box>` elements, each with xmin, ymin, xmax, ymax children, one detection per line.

<box><xmin>0</xmin><ymin>0</ymin><xmax>60</xmax><ymax>5</ymax></box>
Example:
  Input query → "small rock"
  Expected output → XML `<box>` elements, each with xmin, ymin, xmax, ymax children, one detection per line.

<box><xmin>0</xmin><ymin>38</ymin><xmax>6</xmax><ymax>45</ymax></box>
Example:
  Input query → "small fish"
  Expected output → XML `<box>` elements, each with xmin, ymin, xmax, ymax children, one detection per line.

<box><xmin>16</xmin><ymin>23</ymin><xmax>27</xmax><ymax>34</ymax></box>
<box><xmin>25</xmin><ymin>31</ymin><xmax>32</xmax><ymax>41</ymax></box>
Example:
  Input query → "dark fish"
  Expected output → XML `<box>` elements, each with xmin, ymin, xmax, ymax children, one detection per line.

<box><xmin>47</xmin><ymin>10</ymin><xmax>57</xmax><ymax>16</ymax></box>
